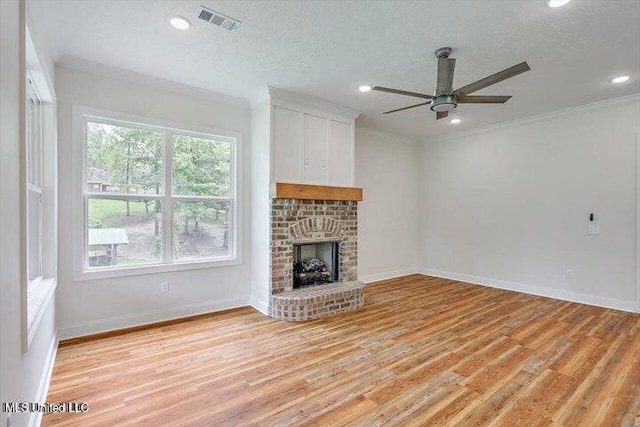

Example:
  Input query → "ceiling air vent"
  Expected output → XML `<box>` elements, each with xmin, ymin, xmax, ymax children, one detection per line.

<box><xmin>195</xmin><ymin>6</ymin><xmax>241</xmax><ymax>31</ymax></box>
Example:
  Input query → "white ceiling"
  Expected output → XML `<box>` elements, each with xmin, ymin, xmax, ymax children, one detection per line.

<box><xmin>34</xmin><ymin>0</ymin><xmax>640</xmax><ymax>141</ymax></box>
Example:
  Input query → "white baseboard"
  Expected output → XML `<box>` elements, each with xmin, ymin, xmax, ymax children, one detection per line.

<box><xmin>359</xmin><ymin>267</ymin><xmax>422</xmax><ymax>284</ymax></box>
<box><xmin>57</xmin><ymin>297</ymin><xmax>250</xmax><ymax>340</ymax></box>
<box><xmin>250</xmin><ymin>296</ymin><xmax>269</xmax><ymax>316</ymax></box>
<box><xmin>420</xmin><ymin>268</ymin><xmax>638</xmax><ymax>313</ymax></box>
<box><xmin>29</xmin><ymin>333</ymin><xmax>59</xmax><ymax>427</ymax></box>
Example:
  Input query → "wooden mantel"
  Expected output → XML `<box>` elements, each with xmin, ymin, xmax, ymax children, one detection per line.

<box><xmin>270</xmin><ymin>182</ymin><xmax>363</xmax><ymax>202</ymax></box>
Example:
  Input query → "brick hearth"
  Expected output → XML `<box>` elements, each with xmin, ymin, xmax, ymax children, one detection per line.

<box><xmin>270</xmin><ymin>281</ymin><xmax>364</xmax><ymax>321</ymax></box>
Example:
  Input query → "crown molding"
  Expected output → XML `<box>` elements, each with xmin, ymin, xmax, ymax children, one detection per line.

<box><xmin>422</xmin><ymin>93</ymin><xmax>640</xmax><ymax>144</ymax></box>
<box><xmin>267</xmin><ymin>86</ymin><xmax>361</xmax><ymax>121</ymax></box>
<box><xmin>57</xmin><ymin>56</ymin><xmax>251</xmax><ymax>109</ymax></box>
<box><xmin>250</xmin><ymin>86</ymin><xmax>271</xmax><ymax>109</ymax></box>
<box><xmin>355</xmin><ymin>126</ymin><xmax>421</xmax><ymax>145</ymax></box>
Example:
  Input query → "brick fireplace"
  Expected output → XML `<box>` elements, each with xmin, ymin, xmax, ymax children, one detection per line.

<box><xmin>268</xmin><ymin>184</ymin><xmax>365</xmax><ymax>321</ymax></box>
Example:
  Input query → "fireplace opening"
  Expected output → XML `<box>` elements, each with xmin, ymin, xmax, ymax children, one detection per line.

<box><xmin>293</xmin><ymin>241</ymin><xmax>339</xmax><ymax>288</ymax></box>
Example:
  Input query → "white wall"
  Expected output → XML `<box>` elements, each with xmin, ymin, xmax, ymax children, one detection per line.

<box><xmin>421</xmin><ymin>96</ymin><xmax>640</xmax><ymax>312</ymax></box>
<box><xmin>355</xmin><ymin>128</ymin><xmax>421</xmax><ymax>282</ymax></box>
<box><xmin>249</xmin><ymin>100</ymin><xmax>271</xmax><ymax>313</ymax></box>
<box><xmin>55</xmin><ymin>64</ymin><xmax>254</xmax><ymax>338</ymax></box>
<box><xmin>1</xmin><ymin>2</ymin><xmax>58</xmax><ymax>427</ymax></box>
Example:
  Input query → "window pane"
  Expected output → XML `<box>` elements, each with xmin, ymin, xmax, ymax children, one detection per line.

<box><xmin>86</xmin><ymin>122</ymin><xmax>163</xmax><ymax>195</ymax></box>
<box><xmin>173</xmin><ymin>134</ymin><xmax>231</xmax><ymax>197</ymax></box>
<box><xmin>173</xmin><ymin>200</ymin><xmax>231</xmax><ymax>261</ymax></box>
<box><xmin>27</xmin><ymin>189</ymin><xmax>42</xmax><ymax>281</ymax></box>
<box><xmin>26</xmin><ymin>82</ymin><xmax>41</xmax><ymax>187</ymax></box>
<box><xmin>87</xmin><ymin>198</ymin><xmax>162</xmax><ymax>267</ymax></box>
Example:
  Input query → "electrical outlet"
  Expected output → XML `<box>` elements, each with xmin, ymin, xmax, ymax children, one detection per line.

<box><xmin>588</xmin><ymin>225</ymin><xmax>600</xmax><ymax>235</ymax></box>
<box><xmin>566</xmin><ymin>269</ymin><xmax>574</xmax><ymax>279</ymax></box>
<box><xmin>160</xmin><ymin>282</ymin><xmax>170</xmax><ymax>293</ymax></box>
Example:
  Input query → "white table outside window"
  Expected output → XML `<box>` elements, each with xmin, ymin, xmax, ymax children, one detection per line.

<box><xmin>88</xmin><ymin>228</ymin><xmax>129</xmax><ymax>266</ymax></box>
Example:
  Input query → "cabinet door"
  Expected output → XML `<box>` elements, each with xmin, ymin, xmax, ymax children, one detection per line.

<box><xmin>303</xmin><ymin>113</ymin><xmax>329</xmax><ymax>185</ymax></box>
<box><xmin>272</xmin><ymin>106</ymin><xmax>303</xmax><ymax>183</ymax></box>
<box><xmin>328</xmin><ymin>120</ymin><xmax>354</xmax><ymax>186</ymax></box>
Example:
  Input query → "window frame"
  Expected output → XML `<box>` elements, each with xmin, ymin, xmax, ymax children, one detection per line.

<box><xmin>73</xmin><ymin>106</ymin><xmax>243</xmax><ymax>280</ymax></box>
<box><xmin>23</xmin><ymin>24</ymin><xmax>58</xmax><ymax>350</ymax></box>
<box><xmin>26</xmin><ymin>74</ymin><xmax>43</xmax><ymax>292</ymax></box>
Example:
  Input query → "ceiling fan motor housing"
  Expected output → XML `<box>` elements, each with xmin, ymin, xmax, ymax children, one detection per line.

<box><xmin>430</xmin><ymin>95</ymin><xmax>457</xmax><ymax>112</ymax></box>
<box><xmin>434</xmin><ymin>47</ymin><xmax>453</xmax><ymax>58</ymax></box>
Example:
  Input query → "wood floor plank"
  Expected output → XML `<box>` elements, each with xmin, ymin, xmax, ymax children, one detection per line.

<box><xmin>551</xmin><ymin>332</ymin><xmax>631</xmax><ymax>424</ymax></box>
<box><xmin>573</xmin><ymin>332</ymin><xmax>640</xmax><ymax>426</ymax></box>
<box><xmin>487</xmin><ymin>368</ymin><xmax>572</xmax><ymax>427</ymax></box>
<box><xmin>451</xmin><ymin>369</ymin><xmax>536</xmax><ymax>426</ymax></box>
<box><xmin>43</xmin><ymin>275</ymin><xmax>640</xmax><ymax>426</ymax></box>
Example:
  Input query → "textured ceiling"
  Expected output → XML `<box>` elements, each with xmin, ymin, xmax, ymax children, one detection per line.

<box><xmin>34</xmin><ymin>0</ymin><xmax>640</xmax><ymax>141</ymax></box>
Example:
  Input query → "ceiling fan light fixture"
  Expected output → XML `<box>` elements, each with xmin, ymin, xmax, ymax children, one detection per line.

<box><xmin>450</xmin><ymin>118</ymin><xmax>461</xmax><ymax>124</ymax></box>
<box><xmin>548</xmin><ymin>0</ymin><xmax>571</xmax><ymax>8</ymax></box>
<box><xmin>430</xmin><ymin>96</ymin><xmax>457</xmax><ymax>112</ymax></box>
<box><xmin>359</xmin><ymin>85</ymin><xmax>372</xmax><ymax>92</ymax></box>
<box><xmin>611</xmin><ymin>75</ymin><xmax>630</xmax><ymax>84</ymax></box>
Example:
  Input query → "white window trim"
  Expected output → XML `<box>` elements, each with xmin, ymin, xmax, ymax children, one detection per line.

<box><xmin>72</xmin><ymin>106</ymin><xmax>243</xmax><ymax>281</ymax></box>
<box><xmin>23</xmin><ymin>24</ymin><xmax>58</xmax><ymax>350</ymax></box>
<box><xmin>26</xmin><ymin>76</ymin><xmax>43</xmax><ymax>293</ymax></box>
<box><xmin>27</xmin><ymin>277</ymin><xmax>56</xmax><ymax>345</ymax></box>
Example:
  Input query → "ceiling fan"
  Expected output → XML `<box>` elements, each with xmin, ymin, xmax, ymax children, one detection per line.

<box><xmin>372</xmin><ymin>47</ymin><xmax>531</xmax><ymax>120</ymax></box>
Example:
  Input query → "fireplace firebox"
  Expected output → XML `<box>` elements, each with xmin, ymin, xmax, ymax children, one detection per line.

<box><xmin>293</xmin><ymin>241</ymin><xmax>339</xmax><ymax>288</ymax></box>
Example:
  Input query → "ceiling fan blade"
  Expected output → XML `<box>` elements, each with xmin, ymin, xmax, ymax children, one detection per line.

<box><xmin>436</xmin><ymin>111</ymin><xmax>449</xmax><ymax>120</ymax></box>
<box><xmin>382</xmin><ymin>101</ymin><xmax>431</xmax><ymax>114</ymax></box>
<box><xmin>457</xmin><ymin>95</ymin><xmax>512</xmax><ymax>103</ymax></box>
<box><xmin>437</xmin><ymin>58</ymin><xmax>456</xmax><ymax>95</ymax></box>
<box><xmin>453</xmin><ymin>61</ymin><xmax>530</xmax><ymax>97</ymax></box>
<box><xmin>372</xmin><ymin>86</ymin><xmax>434</xmax><ymax>99</ymax></box>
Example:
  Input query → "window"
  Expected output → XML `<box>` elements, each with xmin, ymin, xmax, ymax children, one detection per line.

<box><xmin>26</xmin><ymin>76</ymin><xmax>43</xmax><ymax>290</ymax></box>
<box><xmin>78</xmin><ymin>110</ymin><xmax>240</xmax><ymax>276</ymax></box>
<box><xmin>23</xmin><ymin>27</ymin><xmax>58</xmax><ymax>348</ymax></box>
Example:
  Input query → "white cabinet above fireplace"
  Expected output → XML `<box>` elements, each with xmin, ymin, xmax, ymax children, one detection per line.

<box><xmin>269</xmin><ymin>87</ymin><xmax>360</xmax><ymax>187</ymax></box>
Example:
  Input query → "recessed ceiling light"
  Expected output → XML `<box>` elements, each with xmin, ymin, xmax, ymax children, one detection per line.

<box><xmin>450</xmin><ymin>118</ymin><xmax>461</xmax><ymax>124</ymax></box>
<box><xmin>359</xmin><ymin>85</ymin><xmax>372</xmax><ymax>93</ymax></box>
<box><xmin>611</xmin><ymin>75</ymin><xmax>630</xmax><ymax>84</ymax></box>
<box><xmin>548</xmin><ymin>0</ymin><xmax>571</xmax><ymax>7</ymax></box>
<box><xmin>170</xmin><ymin>16</ymin><xmax>190</xmax><ymax>30</ymax></box>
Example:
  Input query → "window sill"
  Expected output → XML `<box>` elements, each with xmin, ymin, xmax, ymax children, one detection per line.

<box><xmin>73</xmin><ymin>256</ymin><xmax>242</xmax><ymax>281</ymax></box>
<box><xmin>27</xmin><ymin>277</ymin><xmax>57</xmax><ymax>347</ymax></box>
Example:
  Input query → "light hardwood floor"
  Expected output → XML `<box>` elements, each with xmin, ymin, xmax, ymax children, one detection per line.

<box><xmin>44</xmin><ymin>275</ymin><xmax>640</xmax><ymax>426</ymax></box>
